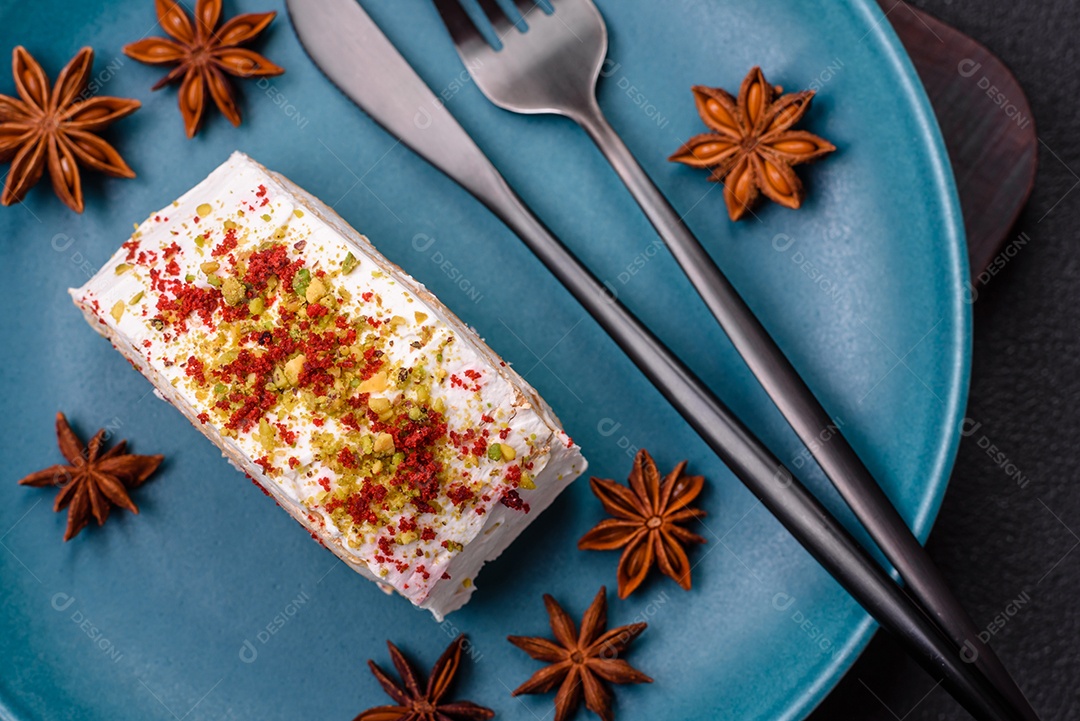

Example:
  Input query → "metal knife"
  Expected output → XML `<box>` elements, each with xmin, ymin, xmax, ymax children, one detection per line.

<box><xmin>284</xmin><ymin>1</ymin><xmax>1020</xmax><ymax>718</ymax></box>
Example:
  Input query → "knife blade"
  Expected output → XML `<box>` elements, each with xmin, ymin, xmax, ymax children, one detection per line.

<box><xmin>285</xmin><ymin>0</ymin><xmax>507</xmax><ymax>205</ymax></box>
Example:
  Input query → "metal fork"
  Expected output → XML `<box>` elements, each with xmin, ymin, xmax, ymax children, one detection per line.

<box><xmin>431</xmin><ymin>0</ymin><xmax>1037</xmax><ymax>718</ymax></box>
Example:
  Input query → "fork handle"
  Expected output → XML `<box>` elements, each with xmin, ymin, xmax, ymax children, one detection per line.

<box><xmin>568</xmin><ymin>98</ymin><xmax>1038</xmax><ymax>721</ymax></box>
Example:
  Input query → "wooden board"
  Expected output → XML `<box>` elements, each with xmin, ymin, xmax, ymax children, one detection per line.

<box><xmin>882</xmin><ymin>0</ymin><xmax>1037</xmax><ymax>283</ymax></box>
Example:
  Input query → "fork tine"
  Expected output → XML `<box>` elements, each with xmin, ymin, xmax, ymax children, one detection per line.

<box><xmin>432</xmin><ymin>0</ymin><xmax>488</xmax><ymax>52</ymax></box>
<box><xmin>475</xmin><ymin>0</ymin><xmax>517</xmax><ymax>38</ymax></box>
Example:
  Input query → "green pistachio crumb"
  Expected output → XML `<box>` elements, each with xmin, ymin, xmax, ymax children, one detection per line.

<box><xmin>341</xmin><ymin>252</ymin><xmax>358</xmax><ymax>275</ymax></box>
<box><xmin>221</xmin><ymin>276</ymin><xmax>245</xmax><ymax>306</ymax></box>
<box><xmin>292</xmin><ymin>268</ymin><xmax>311</xmax><ymax>297</ymax></box>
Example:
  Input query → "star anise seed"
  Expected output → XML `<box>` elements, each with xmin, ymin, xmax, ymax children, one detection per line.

<box><xmin>355</xmin><ymin>634</ymin><xmax>494</xmax><ymax>721</ymax></box>
<box><xmin>669</xmin><ymin>66</ymin><xmax>836</xmax><ymax>221</ymax></box>
<box><xmin>508</xmin><ymin>586</ymin><xmax>652</xmax><ymax>721</ymax></box>
<box><xmin>123</xmin><ymin>0</ymin><xmax>284</xmax><ymax>138</ymax></box>
<box><xmin>0</xmin><ymin>47</ymin><xmax>140</xmax><ymax>213</ymax></box>
<box><xmin>18</xmin><ymin>413</ymin><xmax>164</xmax><ymax>541</ymax></box>
<box><xmin>578</xmin><ymin>449</ymin><xmax>707</xmax><ymax>599</ymax></box>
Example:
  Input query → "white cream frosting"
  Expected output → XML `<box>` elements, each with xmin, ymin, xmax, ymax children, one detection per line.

<box><xmin>70</xmin><ymin>151</ymin><xmax>585</xmax><ymax>619</ymax></box>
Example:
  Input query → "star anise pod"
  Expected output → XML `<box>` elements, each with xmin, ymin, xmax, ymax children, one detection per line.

<box><xmin>356</xmin><ymin>634</ymin><xmax>494</xmax><ymax>721</ymax></box>
<box><xmin>123</xmin><ymin>0</ymin><xmax>284</xmax><ymax>138</ymax></box>
<box><xmin>578</xmin><ymin>449</ymin><xmax>707</xmax><ymax>599</ymax></box>
<box><xmin>0</xmin><ymin>47</ymin><xmax>140</xmax><ymax>213</ymax></box>
<box><xmin>508</xmin><ymin>587</ymin><xmax>652</xmax><ymax>721</ymax></box>
<box><xmin>668</xmin><ymin>66</ymin><xmax>836</xmax><ymax>221</ymax></box>
<box><xmin>18</xmin><ymin>413</ymin><xmax>164</xmax><ymax>541</ymax></box>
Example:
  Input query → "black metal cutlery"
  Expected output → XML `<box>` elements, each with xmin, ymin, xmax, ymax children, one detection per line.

<box><xmin>285</xmin><ymin>0</ymin><xmax>1032</xmax><ymax>718</ymax></box>
<box><xmin>426</xmin><ymin>1</ymin><xmax>1038</xmax><ymax>719</ymax></box>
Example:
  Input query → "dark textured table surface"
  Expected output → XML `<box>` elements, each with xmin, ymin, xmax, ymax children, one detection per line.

<box><xmin>809</xmin><ymin>1</ymin><xmax>1080</xmax><ymax>719</ymax></box>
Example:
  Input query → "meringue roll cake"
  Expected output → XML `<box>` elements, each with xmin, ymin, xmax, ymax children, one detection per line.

<box><xmin>71</xmin><ymin>152</ymin><xmax>586</xmax><ymax>619</ymax></box>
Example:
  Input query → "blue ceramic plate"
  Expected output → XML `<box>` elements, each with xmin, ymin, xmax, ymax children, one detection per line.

<box><xmin>0</xmin><ymin>0</ymin><xmax>967</xmax><ymax>719</ymax></box>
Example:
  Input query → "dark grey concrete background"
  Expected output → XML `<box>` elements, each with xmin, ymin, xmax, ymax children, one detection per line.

<box><xmin>809</xmin><ymin>1</ymin><xmax>1080</xmax><ymax>719</ymax></box>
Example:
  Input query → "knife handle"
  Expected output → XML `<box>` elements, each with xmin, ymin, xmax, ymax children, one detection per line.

<box><xmin>470</xmin><ymin>166</ymin><xmax>1017</xmax><ymax>721</ymax></box>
